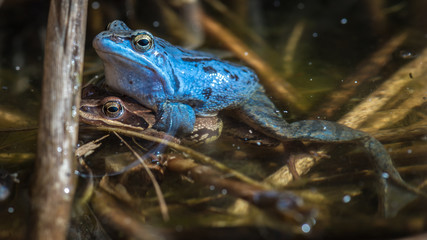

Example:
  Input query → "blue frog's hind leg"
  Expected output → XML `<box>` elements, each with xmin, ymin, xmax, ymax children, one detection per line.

<box><xmin>236</xmin><ymin>87</ymin><xmax>425</xmax><ymax>211</ymax></box>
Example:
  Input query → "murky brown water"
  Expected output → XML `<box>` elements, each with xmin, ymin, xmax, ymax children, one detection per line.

<box><xmin>0</xmin><ymin>0</ymin><xmax>426</xmax><ymax>239</ymax></box>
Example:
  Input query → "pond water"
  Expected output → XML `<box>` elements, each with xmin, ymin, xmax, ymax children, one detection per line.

<box><xmin>0</xmin><ymin>0</ymin><xmax>426</xmax><ymax>239</ymax></box>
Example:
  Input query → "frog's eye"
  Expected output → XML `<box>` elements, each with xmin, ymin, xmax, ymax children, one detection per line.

<box><xmin>102</xmin><ymin>101</ymin><xmax>124</xmax><ymax>118</ymax></box>
<box><xmin>132</xmin><ymin>32</ymin><xmax>153</xmax><ymax>51</ymax></box>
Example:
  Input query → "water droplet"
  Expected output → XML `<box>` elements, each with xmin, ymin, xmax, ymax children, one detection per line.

<box><xmin>382</xmin><ymin>172</ymin><xmax>389</xmax><ymax>179</ymax></box>
<box><xmin>407</xmin><ymin>149</ymin><xmax>412</xmax><ymax>154</ymax></box>
<box><xmin>64</xmin><ymin>187</ymin><xmax>70</xmax><ymax>194</ymax></box>
<box><xmin>66</xmin><ymin>124</ymin><xmax>74</xmax><ymax>134</ymax></box>
<box><xmin>71</xmin><ymin>106</ymin><xmax>77</xmax><ymax>118</ymax></box>
<box><xmin>153</xmin><ymin>21</ymin><xmax>160</xmax><ymax>28</ymax></box>
<box><xmin>91</xmin><ymin>1</ymin><xmax>100</xmax><ymax>9</ymax></box>
<box><xmin>312</xmin><ymin>32</ymin><xmax>318</xmax><ymax>38</ymax></box>
<box><xmin>8</xmin><ymin>207</ymin><xmax>14</xmax><ymax>213</ymax></box>
<box><xmin>57</xmin><ymin>147</ymin><xmax>63</xmax><ymax>153</ymax></box>
<box><xmin>301</xmin><ymin>223</ymin><xmax>311</xmax><ymax>233</ymax></box>
<box><xmin>342</xmin><ymin>195</ymin><xmax>351</xmax><ymax>203</ymax></box>
<box><xmin>209</xmin><ymin>185</ymin><xmax>215</xmax><ymax>190</ymax></box>
<box><xmin>15</xmin><ymin>66</ymin><xmax>21</xmax><ymax>71</ymax></box>
<box><xmin>399</xmin><ymin>50</ymin><xmax>416</xmax><ymax>59</ymax></box>
<box><xmin>221</xmin><ymin>189</ymin><xmax>228</xmax><ymax>195</ymax></box>
<box><xmin>340</xmin><ymin>18</ymin><xmax>348</xmax><ymax>24</ymax></box>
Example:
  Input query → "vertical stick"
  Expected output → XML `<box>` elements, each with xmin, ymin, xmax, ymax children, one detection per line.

<box><xmin>29</xmin><ymin>0</ymin><xmax>88</xmax><ymax>239</ymax></box>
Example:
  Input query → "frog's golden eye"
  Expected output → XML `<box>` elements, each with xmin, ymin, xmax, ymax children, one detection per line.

<box><xmin>132</xmin><ymin>32</ymin><xmax>153</xmax><ymax>51</ymax></box>
<box><xmin>102</xmin><ymin>101</ymin><xmax>124</xmax><ymax>118</ymax></box>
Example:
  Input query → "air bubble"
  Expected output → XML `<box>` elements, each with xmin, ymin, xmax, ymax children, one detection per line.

<box><xmin>342</xmin><ymin>195</ymin><xmax>351</xmax><ymax>203</ymax></box>
<box><xmin>91</xmin><ymin>1</ymin><xmax>100</xmax><ymax>10</ymax></box>
<box><xmin>382</xmin><ymin>172</ymin><xmax>389</xmax><ymax>179</ymax></box>
<box><xmin>301</xmin><ymin>223</ymin><xmax>311</xmax><ymax>233</ymax></box>
<box><xmin>8</xmin><ymin>207</ymin><xmax>14</xmax><ymax>213</ymax></box>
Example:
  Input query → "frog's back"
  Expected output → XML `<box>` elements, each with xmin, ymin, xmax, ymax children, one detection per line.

<box><xmin>164</xmin><ymin>44</ymin><xmax>260</xmax><ymax>114</ymax></box>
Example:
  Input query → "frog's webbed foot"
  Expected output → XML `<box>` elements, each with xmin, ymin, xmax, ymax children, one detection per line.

<box><xmin>154</xmin><ymin>102</ymin><xmax>196</xmax><ymax>135</ymax></box>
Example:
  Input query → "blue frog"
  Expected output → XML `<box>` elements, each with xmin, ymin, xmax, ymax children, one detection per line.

<box><xmin>93</xmin><ymin>20</ymin><xmax>424</xmax><ymax>209</ymax></box>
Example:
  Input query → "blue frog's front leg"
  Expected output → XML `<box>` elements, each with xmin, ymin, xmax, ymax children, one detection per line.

<box><xmin>154</xmin><ymin>102</ymin><xmax>196</xmax><ymax>134</ymax></box>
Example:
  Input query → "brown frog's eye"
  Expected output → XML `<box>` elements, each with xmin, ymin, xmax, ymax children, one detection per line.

<box><xmin>132</xmin><ymin>32</ymin><xmax>153</xmax><ymax>51</ymax></box>
<box><xmin>102</xmin><ymin>100</ymin><xmax>124</xmax><ymax>118</ymax></box>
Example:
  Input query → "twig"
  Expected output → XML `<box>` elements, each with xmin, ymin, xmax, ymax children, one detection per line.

<box><xmin>29</xmin><ymin>0</ymin><xmax>88</xmax><ymax>239</ymax></box>
<box><xmin>360</xmin><ymin>77</ymin><xmax>427</xmax><ymax>132</ymax></box>
<box><xmin>203</xmin><ymin>0</ymin><xmax>277</xmax><ymax>58</ymax></box>
<box><xmin>371</xmin><ymin>121</ymin><xmax>427</xmax><ymax>143</ymax></box>
<box><xmin>338</xmin><ymin>47</ymin><xmax>427</xmax><ymax>129</ymax></box>
<box><xmin>264</xmin><ymin>151</ymin><xmax>326</xmax><ymax>188</ymax></box>
<box><xmin>82</xmin><ymin>125</ymin><xmax>268</xmax><ymax>189</ymax></box>
<box><xmin>283</xmin><ymin>21</ymin><xmax>305</xmax><ymax>78</ymax></box>
<box><xmin>166</xmin><ymin>155</ymin><xmax>312</xmax><ymax>223</ymax></box>
<box><xmin>112</xmin><ymin>132</ymin><xmax>170</xmax><ymax>222</ymax></box>
<box><xmin>311</xmin><ymin>31</ymin><xmax>408</xmax><ymax>119</ymax></box>
<box><xmin>91</xmin><ymin>188</ymin><xmax>171</xmax><ymax>240</ymax></box>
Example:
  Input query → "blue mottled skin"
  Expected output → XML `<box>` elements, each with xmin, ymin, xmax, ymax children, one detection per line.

<box><xmin>93</xmin><ymin>21</ymin><xmax>424</xmax><ymax>206</ymax></box>
<box><xmin>93</xmin><ymin>20</ymin><xmax>258</xmax><ymax>133</ymax></box>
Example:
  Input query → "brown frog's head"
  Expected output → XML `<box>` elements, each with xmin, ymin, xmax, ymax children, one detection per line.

<box><xmin>80</xmin><ymin>85</ymin><xmax>155</xmax><ymax>132</ymax></box>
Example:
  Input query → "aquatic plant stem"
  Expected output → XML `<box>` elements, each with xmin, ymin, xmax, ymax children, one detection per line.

<box><xmin>82</xmin><ymin>125</ymin><xmax>268</xmax><ymax>189</ymax></box>
<box><xmin>311</xmin><ymin>31</ymin><xmax>408</xmax><ymax>120</ymax></box>
<box><xmin>339</xmin><ymin>46</ymin><xmax>427</xmax><ymax>129</ymax></box>
<box><xmin>112</xmin><ymin>131</ymin><xmax>170</xmax><ymax>222</ymax></box>
<box><xmin>29</xmin><ymin>0</ymin><xmax>88</xmax><ymax>239</ymax></box>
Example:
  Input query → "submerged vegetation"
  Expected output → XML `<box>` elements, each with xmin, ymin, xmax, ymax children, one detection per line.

<box><xmin>0</xmin><ymin>0</ymin><xmax>426</xmax><ymax>239</ymax></box>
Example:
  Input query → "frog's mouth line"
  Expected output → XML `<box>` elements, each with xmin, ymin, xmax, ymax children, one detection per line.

<box><xmin>94</xmin><ymin>49</ymin><xmax>150</xmax><ymax>68</ymax></box>
<box><xmin>94</xmin><ymin>48</ymin><xmax>167</xmax><ymax>78</ymax></box>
